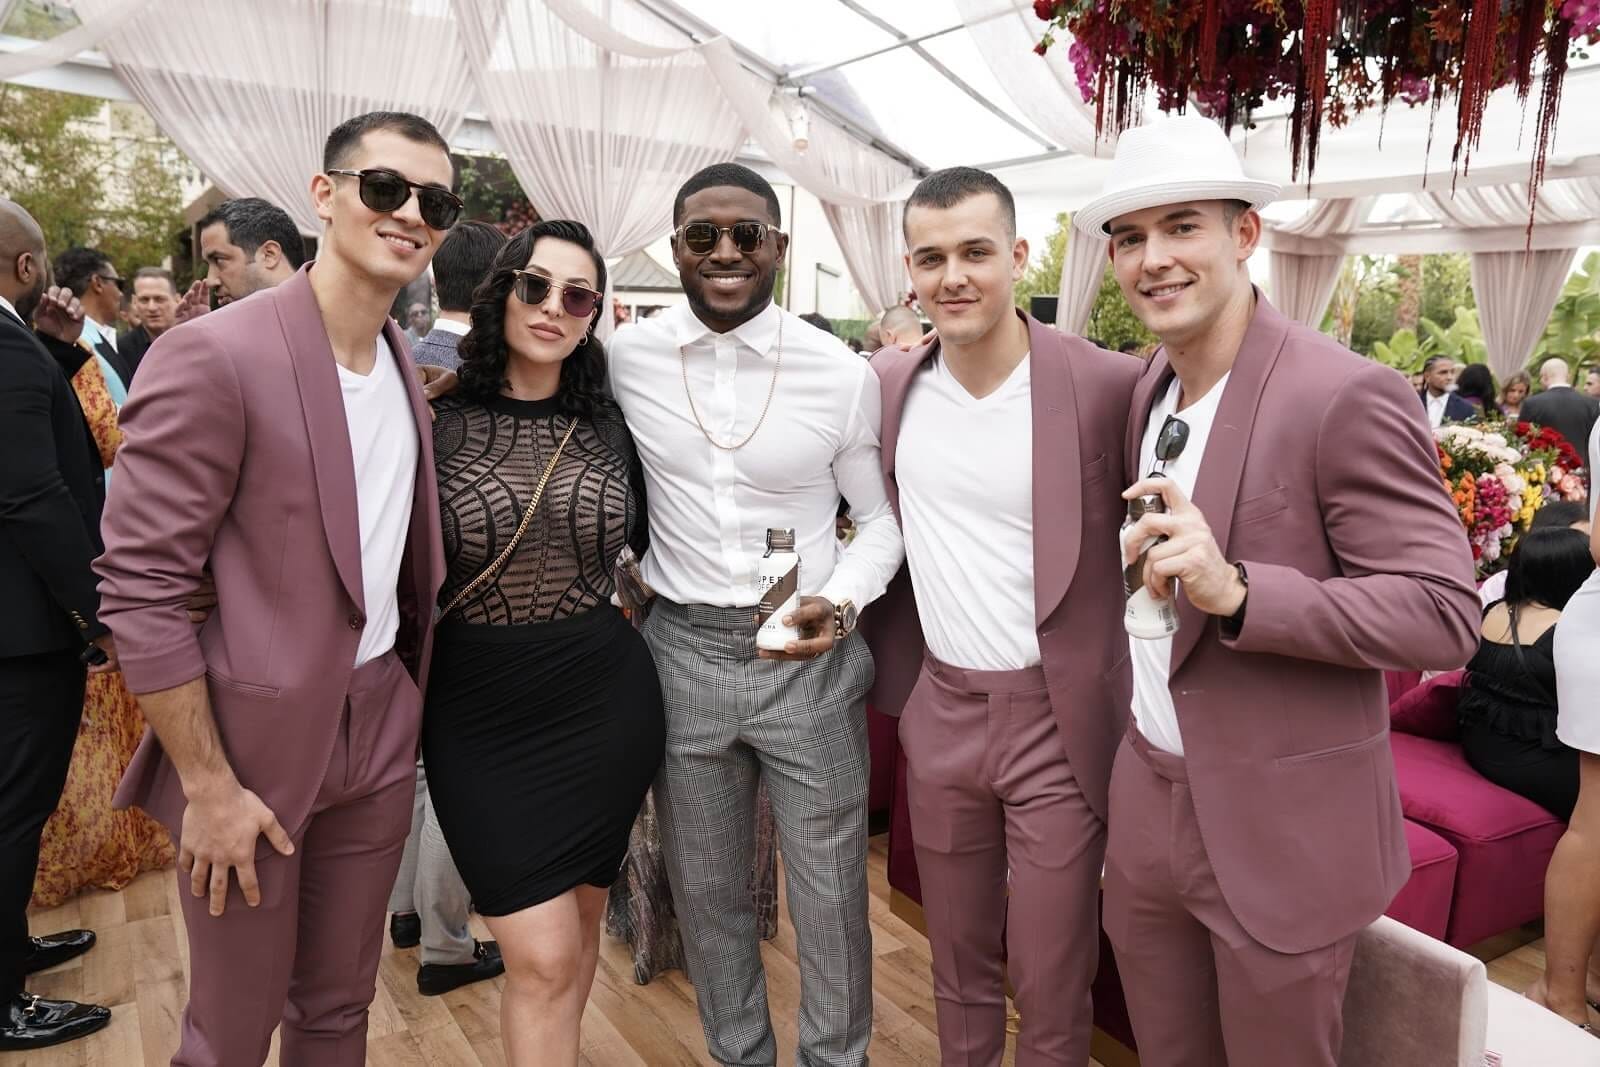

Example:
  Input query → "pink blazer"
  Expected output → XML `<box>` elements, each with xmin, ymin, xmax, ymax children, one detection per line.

<box><xmin>1125</xmin><ymin>293</ymin><xmax>1479</xmax><ymax>954</ymax></box>
<box><xmin>98</xmin><ymin>265</ymin><xmax>444</xmax><ymax>850</ymax></box>
<box><xmin>862</xmin><ymin>312</ymin><xmax>1140</xmax><ymax>822</ymax></box>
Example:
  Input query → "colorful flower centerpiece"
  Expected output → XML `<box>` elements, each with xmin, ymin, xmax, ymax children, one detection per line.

<box><xmin>1032</xmin><ymin>1</ymin><xmax>1599</xmax><ymax>209</ymax></box>
<box><xmin>1435</xmin><ymin>420</ymin><xmax>1588</xmax><ymax>574</ymax></box>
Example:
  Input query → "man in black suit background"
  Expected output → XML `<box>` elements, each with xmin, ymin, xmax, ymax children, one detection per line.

<box><xmin>117</xmin><ymin>267</ymin><xmax>180</xmax><ymax>381</ymax></box>
<box><xmin>51</xmin><ymin>247</ymin><xmax>132</xmax><ymax>391</ymax></box>
<box><xmin>1419</xmin><ymin>354</ymin><xmax>1475</xmax><ymax>428</ymax></box>
<box><xmin>410</xmin><ymin>220</ymin><xmax>505</xmax><ymax>371</ymax></box>
<box><xmin>0</xmin><ymin>199</ymin><xmax>116</xmax><ymax>1051</ymax></box>
<box><xmin>1521</xmin><ymin>356</ymin><xmax>1600</xmax><ymax>457</ymax></box>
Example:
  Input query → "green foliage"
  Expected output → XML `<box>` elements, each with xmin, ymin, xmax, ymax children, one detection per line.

<box><xmin>0</xmin><ymin>86</ymin><xmax>184</xmax><ymax>271</ymax></box>
<box><xmin>454</xmin><ymin>153</ymin><xmax>535</xmax><ymax>234</ymax></box>
<box><xmin>1014</xmin><ymin>211</ymin><xmax>1070</xmax><ymax>311</ymax></box>
<box><xmin>1084</xmin><ymin>266</ymin><xmax>1156</xmax><ymax>352</ymax></box>
<box><xmin>1421</xmin><ymin>254</ymin><xmax>1476</xmax><ymax>326</ymax></box>
<box><xmin>2</xmin><ymin>0</ymin><xmax>78</xmax><ymax>41</ymax></box>
<box><xmin>1371</xmin><ymin>328</ymin><xmax>1434</xmax><ymax>373</ymax></box>
<box><xmin>1419</xmin><ymin>308</ymin><xmax>1487</xmax><ymax>365</ymax></box>
<box><xmin>1012</xmin><ymin>212</ymin><xmax>1154</xmax><ymax>352</ymax></box>
<box><xmin>1532</xmin><ymin>251</ymin><xmax>1600</xmax><ymax>373</ymax></box>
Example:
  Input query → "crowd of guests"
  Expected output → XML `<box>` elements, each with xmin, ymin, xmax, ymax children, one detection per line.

<box><xmin>1</xmin><ymin>105</ymin><xmax>1597</xmax><ymax>1067</ymax></box>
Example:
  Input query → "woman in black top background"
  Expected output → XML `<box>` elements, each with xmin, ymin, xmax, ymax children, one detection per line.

<box><xmin>422</xmin><ymin>221</ymin><xmax>663</xmax><ymax>1066</ymax></box>
<box><xmin>1459</xmin><ymin>526</ymin><xmax>1595</xmax><ymax>820</ymax></box>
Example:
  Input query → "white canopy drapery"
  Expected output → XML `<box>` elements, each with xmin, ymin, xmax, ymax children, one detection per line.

<box><xmin>1266</xmin><ymin>197</ymin><xmax>1373</xmax><ymax>326</ymax></box>
<box><xmin>73</xmin><ymin>0</ymin><xmax>475</xmax><ymax>234</ymax></box>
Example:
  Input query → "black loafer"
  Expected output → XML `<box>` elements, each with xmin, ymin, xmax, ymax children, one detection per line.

<box><xmin>0</xmin><ymin>993</ymin><xmax>111</xmax><ymax>1051</ymax></box>
<box><xmin>417</xmin><ymin>940</ymin><xmax>503</xmax><ymax>997</ymax></box>
<box><xmin>24</xmin><ymin>929</ymin><xmax>96</xmax><ymax>974</ymax></box>
<box><xmin>390</xmin><ymin>912</ymin><xmax>421</xmax><ymax>949</ymax></box>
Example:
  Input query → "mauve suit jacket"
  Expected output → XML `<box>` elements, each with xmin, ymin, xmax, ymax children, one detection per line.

<box><xmin>99</xmin><ymin>265</ymin><xmax>445</xmax><ymax>851</ymax></box>
<box><xmin>862</xmin><ymin>312</ymin><xmax>1140</xmax><ymax>822</ymax></box>
<box><xmin>1128</xmin><ymin>293</ymin><xmax>1479</xmax><ymax>954</ymax></box>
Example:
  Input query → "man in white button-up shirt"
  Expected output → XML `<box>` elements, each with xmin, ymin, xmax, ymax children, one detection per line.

<box><xmin>608</xmin><ymin>163</ymin><xmax>902</xmax><ymax>1067</ymax></box>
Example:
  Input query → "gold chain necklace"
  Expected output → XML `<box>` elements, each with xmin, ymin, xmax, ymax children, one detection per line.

<box><xmin>680</xmin><ymin>313</ymin><xmax>783</xmax><ymax>452</ymax></box>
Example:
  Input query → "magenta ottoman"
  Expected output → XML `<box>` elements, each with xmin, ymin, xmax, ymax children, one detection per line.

<box><xmin>1390</xmin><ymin>732</ymin><xmax>1566</xmax><ymax>947</ymax></box>
<box><xmin>1385</xmin><ymin>819</ymin><xmax>1458</xmax><ymax>942</ymax></box>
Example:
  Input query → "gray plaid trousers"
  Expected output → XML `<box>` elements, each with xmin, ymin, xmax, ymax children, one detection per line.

<box><xmin>644</xmin><ymin>600</ymin><xmax>876</xmax><ymax>1067</ymax></box>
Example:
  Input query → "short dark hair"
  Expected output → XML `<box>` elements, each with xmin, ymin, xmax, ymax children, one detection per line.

<box><xmin>323</xmin><ymin>111</ymin><xmax>453</xmax><ymax>180</ymax></box>
<box><xmin>904</xmin><ymin>167</ymin><xmax>1017</xmax><ymax>239</ymax></box>
<box><xmin>673</xmin><ymin>163</ymin><xmax>781</xmax><ymax>228</ymax></box>
<box><xmin>457</xmin><ymin>219</ymin><xmax>613</xmax><ymax>421</ymax></box>
<box><xmin>799</xmin><ymin>312</ymin><xmax>834</xmax><ymax>335</ymax></box>
<box><xmin>132</xmin><ymin>266</ymin><xmax>177</xmax><ymax>294</ymax></box>
<box><xmin>1531</xmin><ymin>501</ymin><xmax>1590</xmax><ymax>530</ymax></box>
<box><xmin>1505</xmin><ymin>526</ymin><xmax>1594</xmax><ymax>610</ymax></box>
<box><xmin>197</xmin><ymin>198</ymin><xmax>307</xmax><ymax>268</ymax></box>
<box><xmin>53</xmin><ymin>247</ymin><xmax>113</xmax><ymax>297</ymax></box>
<box><xmin>432</xmin><ymin>221</ymin><xmax>506</xmax><ymax>312</ymax></box>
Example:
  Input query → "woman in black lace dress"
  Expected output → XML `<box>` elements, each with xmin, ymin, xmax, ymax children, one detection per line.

<box><xmin>421</xmin><ymin>220</ymin><xmax>663</xmax><ymax>1065</ymax></box>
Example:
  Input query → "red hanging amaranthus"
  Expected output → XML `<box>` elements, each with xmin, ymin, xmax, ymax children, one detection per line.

<box><xmin>1033</xmin><ymin>0</ymin><xmax>1596</xmax><ymax>215</ymax></box>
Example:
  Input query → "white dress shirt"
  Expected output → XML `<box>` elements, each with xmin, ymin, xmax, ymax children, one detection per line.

<box><xmin>898</xmin><ymin>353</ymin><xmax>1041</xmax><ymax>670</ymax></box>
<box><xmin>430</xmin><ymin>317</ymin><xmax>469</xmax><ymax>337</ymax></box>
<box><xmin>0</xmin><ymin>294</ymin><xmax>20</xmax><ymax>325</ymax></box>
<box><xmin>1425</xmin><ymin>390</ymin><xmax>1449</xmax><ymax>428</ymax></box>
<box><xmin>83</xmin><ymin>315</ymin><xmax>115</xmax><ymax>352</ymax></box>
<box><xmin>607</xmin><ymin>301</ymin><xmax>903</xmax><ymax>611</ymax></box>
<box><xmin>1129</xmin><ymin>372</ymin><xmax>1231</xmax><ymax>756</ymax></box>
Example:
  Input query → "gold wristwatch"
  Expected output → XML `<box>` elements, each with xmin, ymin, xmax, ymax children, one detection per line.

<box><xmin>833</xmin><ymin>598</ymin><xmax>858</xmax><ymax>640</ymax></box>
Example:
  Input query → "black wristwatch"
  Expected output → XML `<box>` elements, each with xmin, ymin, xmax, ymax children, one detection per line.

<box><xmin>1226</xmin><ymin>562</ymin><xmax>1249</xmax><ymax>628</ymax></box>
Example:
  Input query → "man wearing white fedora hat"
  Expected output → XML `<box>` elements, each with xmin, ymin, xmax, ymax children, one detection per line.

<box><xmin>1081</xmin><ymin>113</ymin><xmax>1480</xmax><ymax>1065</ymax></box>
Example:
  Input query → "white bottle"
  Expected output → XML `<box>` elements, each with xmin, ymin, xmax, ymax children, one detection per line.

<box><xmin>756</xmin><ymin>528</ymin><xmax>802</xmax><ymax>652</ymax></box>
<box><xmin>1123</xmin><ymin>491</ymin><xmax>1181</xmax><ymax>640</ymax></box>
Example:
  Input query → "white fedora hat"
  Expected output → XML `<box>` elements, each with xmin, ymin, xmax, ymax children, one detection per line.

<box><xmin>1073</xmin><ymin>113</ymin><xmax>1280</xmax><ymax>237</ymax></box>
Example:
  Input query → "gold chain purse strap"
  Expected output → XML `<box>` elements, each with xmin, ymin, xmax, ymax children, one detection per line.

<box><xmin>441</xmin><ymin>418</ymin><xmax>578</xmax><ymax>618</ymax></box>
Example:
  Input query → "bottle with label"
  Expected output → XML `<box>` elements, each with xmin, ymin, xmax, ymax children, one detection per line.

<box><xmin>756</xmin><ymin>528</ymin><xmax>802</xmax><ymax>652</ymax></box>
<box><xmin>1123</xmin><ymin>492</ymin><xmax>1181</xmax><ymax>639</ymax></box>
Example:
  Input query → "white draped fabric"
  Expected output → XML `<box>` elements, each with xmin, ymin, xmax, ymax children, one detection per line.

<box><xmin>1266</xmin><ymin>197</ymin><xmax>1372</xmax><ymax>326</ymax></box>
<box><xmin>0</xmin><ymin>0</ymin><xmax>153</xmax><ymax>81</ymax></box>
<box><xmin>1056</xmin><ymin>228</ymin><xmax>1105</xmax><ymax>334</ymax></box>
<box><xmin>74</xmin><ymin>0</ymin><xmax>475</xmax><ymax>234</ymax></box>
<box><xmin>450</xmin><ymin>0</ymin><xmax>745</xmax><ymax>339</ymax></box>
<box><xmin>952</xmin><ymin>0</ymin><xmax>1107</xmax><ymax>156</ymax></box>
<box><xmin>1470</xmin><ymin>249</ymin><xmax>1578</xmax><ymax>382</ymax></box>
<box><xmin>534</xmin><ymin>0</ymin><xmax>914</xmax><ymax>316</ymax></box>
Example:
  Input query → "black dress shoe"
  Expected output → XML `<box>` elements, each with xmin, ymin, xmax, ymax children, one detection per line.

<box><xmin>390</xmin><ymin>912</ymin><xmax>421</xmax><ymax>949</ymax></box>
<box><xmin>0</xmin><ymin>993</ymin><xmax>112</xmax><ymax>1051</ymax></box>
<box><xmin>417</xmin><ymin>940</ymin><xmax>503</xmax><ymax>997</ymax></box>
<box><xmin>24</xmin><ymin>929</ymin><xmax>97</xmax><ymax>974</ymax></box>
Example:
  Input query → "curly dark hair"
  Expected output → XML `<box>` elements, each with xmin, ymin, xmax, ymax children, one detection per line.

<box><xmin>456</xmin><ymin>220</ymin><xmax>615</xmax><ymax>420</ymax></box>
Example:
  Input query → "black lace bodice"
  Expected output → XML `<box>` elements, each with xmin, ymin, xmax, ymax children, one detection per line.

<box><xmin>432</xmin><ymin>393</ymin><xmax>647</xmax><ymax>624</ymax></box>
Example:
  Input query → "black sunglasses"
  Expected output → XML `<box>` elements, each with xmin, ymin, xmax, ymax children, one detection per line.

<box><xmin>513</xmin><ymin>270</ymin><xmax>603</xmax><ymax>319</ymax></box>
<box><xmin>327</xmin><ymin>168</ymin><xmax>463</xmax><ymax>231</ymax></box>
<box><xmin>97</xmin><ymin>272</ymin><xmax>128</xmax><ymax>293</ymax></box>
<box><xmin>1152</xmin><ymin>414</ymin><xmax>1190</xmax><ymax>475</ymax></box>
<box><xmin>674</xmin><ymin>221</ymin><xmax>779</xmax><ymax>256</ymax></box>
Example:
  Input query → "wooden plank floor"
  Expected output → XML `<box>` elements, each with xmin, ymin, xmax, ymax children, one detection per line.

<box><xmin>14</xmin><ymin>837</ymin><xmax>1036</xmax><ymax>1066</ymax></box>
<box><xmin>13</xmin><ymin>835</ymin><xmax>1546</xmax><ymax>1066</ymax></box>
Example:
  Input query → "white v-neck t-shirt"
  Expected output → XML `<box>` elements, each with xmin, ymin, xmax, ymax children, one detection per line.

<box><xmin>1129</xmin><ymin>371</ymin><xmax>1230</xmax><ymax>755</ymax></box>
<box><xmin>897</xmin><ymin>352</ymin><xmax>1040</xmax><ymax>671</ymax></box>
<box><xmin>337</xmin><ymin>336</ymin><xmax>418</xmax><ymax>667</ymax></box>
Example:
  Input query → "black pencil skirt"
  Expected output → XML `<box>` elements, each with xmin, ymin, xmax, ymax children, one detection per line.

<box><xmin>422</xmin><ymin>605</ymin><xmax>665</xmax><ymax>916</ymax></box>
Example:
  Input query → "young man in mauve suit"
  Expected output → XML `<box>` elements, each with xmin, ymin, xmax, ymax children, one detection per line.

<box><xmin>96</xmin><ymin>111</ymin><xmax>459</xmax><ymax>1067</ymax></box>
<box><xmin>1089</xmin><ymin>113</ymin><xmax>1480</xmax><ymax>1066</ymax></box>
<box><xmin>864</xmin><ymin>167</ymin><xmax>1138</xmax><ymax>1065</ymax></box>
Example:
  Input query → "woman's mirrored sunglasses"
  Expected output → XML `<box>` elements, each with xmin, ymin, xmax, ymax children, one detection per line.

<box><xmin>513</xmin><ymin>270</ymin><xmax>603</xmax><ymax>319</ymax></box>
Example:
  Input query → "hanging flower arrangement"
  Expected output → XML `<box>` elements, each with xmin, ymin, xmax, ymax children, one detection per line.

<box><xmin>1033</xmin><ymin>1</ymin><xmax>1598</xmax><ymax>203</ymax></box>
